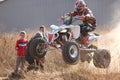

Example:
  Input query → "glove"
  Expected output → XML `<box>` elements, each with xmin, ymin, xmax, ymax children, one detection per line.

<box><xmin>80</xmin><ymin>16</ymin><xmax>85</xmax><ymax>21</ymax></box>
<box><xmin>60</xmin><ymin>16</ymin><xmax>64</xmax><ymax>20</ymax></box>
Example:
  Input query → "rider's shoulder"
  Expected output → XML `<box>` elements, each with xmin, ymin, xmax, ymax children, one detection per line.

<box><xmin>84</xmin><ymin>7</ymin><xmax>91</xmax><ymax>11</ymax></box>
<box><xmin>84</xmin><ymin>7</ymin><xmax>93</xmax><ymax>15</ymax></box>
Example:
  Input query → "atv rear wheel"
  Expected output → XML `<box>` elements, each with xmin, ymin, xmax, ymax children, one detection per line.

<box><xmin>62</xmin><ymin>41</ymin><xmax>80</xmax><ymax>64</ymax></box>
<box><xmin>93</xmin><ymin>49</ymin><xmax>111</xmax><ymax>68</ymax></box>
<box><xmin>29</xmin><ymin>38</ymin><xmax>47</xmax><ymax>59</ymax></box>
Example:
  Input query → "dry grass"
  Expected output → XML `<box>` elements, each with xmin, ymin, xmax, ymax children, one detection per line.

<box><xmin>0</xmin><ymin>32</ymin><xmax>120</xmax><ymax>80</ymax></box>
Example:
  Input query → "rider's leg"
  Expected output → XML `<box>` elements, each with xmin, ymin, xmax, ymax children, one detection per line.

<box><xmin>80</xmin><ymin>26</ymin><xmax>89</xmax><ymax>47</ymax></box>
<box><xmin>80</xmin><ymin>23</ymin><xmax>95</xmax><ymax>47</ymax></box>
<box><xmin>82</xmin><ymin>35</ymin><xmax>88</xmax><ymax>46</ymax></box>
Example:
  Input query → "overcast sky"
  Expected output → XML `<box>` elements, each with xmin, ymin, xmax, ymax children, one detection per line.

<box><xmin>0</xmin><ymin>0</ymin><xmax>118</xmax><ymax>31</ymax></box>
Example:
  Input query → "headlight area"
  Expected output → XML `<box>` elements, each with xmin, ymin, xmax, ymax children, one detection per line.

<box><xmin>60</xmin><ymin>29</ymin><xmax>67</xmax><ymax>33</ymax></box>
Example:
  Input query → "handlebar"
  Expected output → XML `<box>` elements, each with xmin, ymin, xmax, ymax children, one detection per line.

<box><xmin>58</xmin><ymin>15</ymin><xmax>83</xmax><ymax>25</ymax></box>
<box><xmin>58</xmin><ymin>16</ymin><xmax>81</xmax><ymax>22</ymax></box>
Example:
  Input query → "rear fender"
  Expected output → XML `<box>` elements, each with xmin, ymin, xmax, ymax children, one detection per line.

<box><xmin>88</xmin><ymin>34</ymin><xmax>100</xmax><ymax>47</ymax></box>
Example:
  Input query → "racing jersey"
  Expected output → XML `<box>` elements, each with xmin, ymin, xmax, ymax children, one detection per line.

<box><xmin>70</xmin><ymin>7</ymin><xmax>96</xmax><ymax>28</ymax></box>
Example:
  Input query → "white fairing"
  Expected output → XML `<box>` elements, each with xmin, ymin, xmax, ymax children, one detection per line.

<box><xmin>59</xmin><ymin>25</ymin><xmax>80</xmax><ymax>39</ymax></box>
<box><xmin>50</xmin><ymin>25</ymin><xmax>59</xmax><ymax>30</ymax></box>
<box><xmin>89</xmin><ymin>34</ymin><xmax>99</xmax><ymax>40</ymax></box>
<box><xmin>50</xmin><ymin>25</ymin><xmax>62</xmax><ymax>33</ymax></box>
<box><xmin>70</xmin><ymin>25</ymin><xmax>80</xmax><ymax>39</ymax></box>
<box><xmin>50</xmin><ymin>24</ymin><xmax>80</xmax><ymax>39</ymax></box>
<box><xmin>88</xmin><ymin>34</ymin><xmax>100</xmax><ymax>46</ymax></box>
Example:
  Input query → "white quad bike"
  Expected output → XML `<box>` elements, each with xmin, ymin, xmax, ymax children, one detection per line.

<box><xmin>28</xmin><ymin>15</ymin><xmax>111</xmax><ymax>69</ymax></box>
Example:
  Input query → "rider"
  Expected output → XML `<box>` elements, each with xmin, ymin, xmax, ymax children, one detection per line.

<box><xmin>63</xmin><ymin>0</ymin><xmax>96</xmax><ymax>47</ymax></box>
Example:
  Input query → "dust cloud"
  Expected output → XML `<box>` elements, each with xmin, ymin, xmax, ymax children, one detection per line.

<box><xmin>98</xmin><ymin>0</ymin><xmax>120</xmax><ymax>72</ymax></box>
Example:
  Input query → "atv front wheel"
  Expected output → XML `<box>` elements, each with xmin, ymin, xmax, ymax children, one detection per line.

<box><xmin>62</xmin><ymin>41</ymin><xmax>80</xmax><ymax>64</ymax></box>
<box><xmin>93</xmin><ymin>49</ymin><xmax>111</xmax><ymax>68</ymax></box>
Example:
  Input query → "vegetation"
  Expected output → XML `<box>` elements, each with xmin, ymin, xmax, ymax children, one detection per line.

<box><xmin>0</xmin><ymin>32</ymin><xmax>120</xmax><ymax>80</ymax></box>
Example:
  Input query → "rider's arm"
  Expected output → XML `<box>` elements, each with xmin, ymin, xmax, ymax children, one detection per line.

<box><xmin>84</xmin><ymin>8</ymin><xmax>94</xmax><ymax>20</ymax></box>
<box><xmin>83</xmin><ymin>8</ymin><xmax>97</xmax><ymax>28</ymax></box>
<box><xmin>60</xmin><ymin>10</ymin><xmax>78</xmax><ymax>20</ymax></box>
<box><xmin>68</xmin><ymin>11</ymin><xmax>78</xmax><ymax>17</ymax></box>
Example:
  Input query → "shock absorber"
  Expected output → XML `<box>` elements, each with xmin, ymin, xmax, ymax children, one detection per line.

<box><xmin>62</xmin><ymin>35</ymin><xmax>68</xmax><ymax>43</ymax></box>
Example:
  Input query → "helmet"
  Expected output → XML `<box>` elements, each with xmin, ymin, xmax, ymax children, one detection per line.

<box><xmin>75</xmin><ymin>0</ymin><xmax>86</xmax><ymax>10</ymax></box>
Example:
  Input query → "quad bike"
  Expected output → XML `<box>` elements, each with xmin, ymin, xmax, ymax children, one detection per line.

<box><xmin>27</xmin><ymin>15</ymin><xmax>111</xmax><ymax>69</ymax></box>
